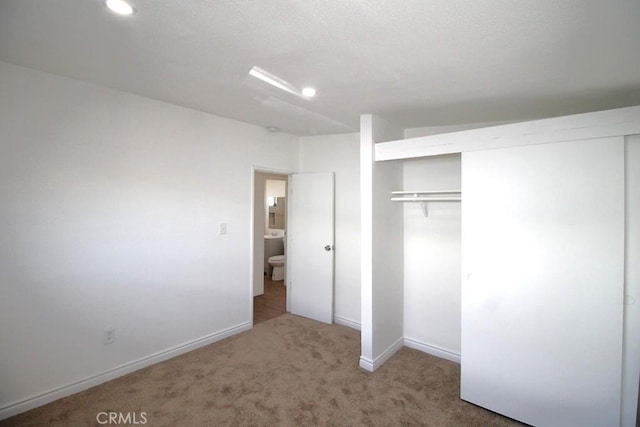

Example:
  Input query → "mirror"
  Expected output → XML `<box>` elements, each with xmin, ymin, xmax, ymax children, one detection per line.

<box><xmin>268</xmin><ymin>197</ymin><xmax>286</xmax><ymax>229</ymax></box>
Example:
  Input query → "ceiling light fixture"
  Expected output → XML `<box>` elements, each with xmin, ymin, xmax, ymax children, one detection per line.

<box><xmin>249</xmin><ymin>66</ymin><xmax>298</xmax><ymax>96</ymax></box>
<box><xmin>105</xmin><ymin>0</ymin><xmax>135</xmax><ymax>15</ymax></box>
<box><xmin>249</xmin><ymin>66</ymin><xmax>316</xmax><ymax>100</ymax></box>
<box><xmin>301</xmin><ymin>87</ymin><xmax>316</xmax><ymax>97</ymax></box>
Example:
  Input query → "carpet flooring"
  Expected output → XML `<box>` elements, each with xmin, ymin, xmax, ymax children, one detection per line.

<box><xmin>3</xmin><ymin>314</ymin><xmax>523</xmax><ymax>426</ymax></box>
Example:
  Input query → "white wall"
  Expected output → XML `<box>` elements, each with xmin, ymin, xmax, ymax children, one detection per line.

<box><xmin>403</xmin><ymin>155</ymin><xmax>461</xmax><ymax>361</ymax></box>
<box><xmin>623</xmin><ymin>134</ymin><xmax>640</xmax><ymax>427</ymax></box>
<box><xmin>0</xmin><ymin>61</ymin><xmax>298</xmax><ymax>417</ymax></box>
<box><xmin>360</xmin><ymin>115</ymin><xmax>405</xmax><ymax>371</ymax></box>
<box><xmin>403</xmin><ymin>121</ymin><xmax>516</xmax><ymax>139</ymax></box>
<box><xmin>298</xmin><ymin>133</ymin><xmax>360</xmax><ymax>328</ymax></box>
<box><xmin>371</xmin><ymin>159</ymin><xmax>404</xmax><ymax>357</ymax></box>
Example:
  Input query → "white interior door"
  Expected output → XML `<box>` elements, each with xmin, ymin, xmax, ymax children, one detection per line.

<box><xmin>287</xmin><ymin>172</ymin><xmax>334</xmax><ymax>324</ymax></box>
<box><xmin>461</xmin><ymin>137</ymin><xmax>624</xmax><ymax>427</ymax></box>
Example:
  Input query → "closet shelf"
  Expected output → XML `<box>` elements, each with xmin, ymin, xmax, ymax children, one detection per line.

<box><xmin>390</xmin><ymin>190</ymin><xmax>461</xmax><ymax>202</ymax></box>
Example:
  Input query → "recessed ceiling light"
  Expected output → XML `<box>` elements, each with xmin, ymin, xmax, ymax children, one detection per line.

<box><xmin>266</xmin><ymin>126</ymin><xmax>281</xmax><ymax>132</ymax></box>
<box><xmin>301</xmin><ymin>87</ymin><xmax>316</xmax><ymax>97</ymax></box>
<box><xmin>105</xmin><ymin>0</ymin><xmax>135</xmax><ymax>15</ymax></box>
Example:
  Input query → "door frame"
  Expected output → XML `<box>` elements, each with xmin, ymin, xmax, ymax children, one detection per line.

<box><xmin>249</xmin><ymin>166</ymin><xmax>292</xmax><ymax>325</ymax></box>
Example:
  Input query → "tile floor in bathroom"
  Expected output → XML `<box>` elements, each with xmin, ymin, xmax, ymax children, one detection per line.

<box><xmin>253</xmin><ymin>275</ymin><xmax>286</xmax><ymax>325</ymax></box>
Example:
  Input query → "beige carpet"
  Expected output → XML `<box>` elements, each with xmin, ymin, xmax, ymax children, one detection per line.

<box><xmin>3</xmin><ymin>314</ymin><xmax>522</xmax><ymax>426</ymax></box>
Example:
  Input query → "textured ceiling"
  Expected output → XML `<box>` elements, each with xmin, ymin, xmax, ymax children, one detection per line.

<box><xmin>1</xmin><ymin>0</ymin><xmax>639</xmax><ymax>135</ymax></box>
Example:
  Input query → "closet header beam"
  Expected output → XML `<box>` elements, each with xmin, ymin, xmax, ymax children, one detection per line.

<box><xmin>375</xmin><ymin>105</ymin><xmax>640</xmax><ymax>161</ymax></box>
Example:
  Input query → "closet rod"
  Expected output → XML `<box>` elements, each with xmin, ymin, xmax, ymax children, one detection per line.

<box><xmin>390</xmin><ymin>189</ymin><xmax>461</xmax><ymax>202</ymax></box>
<box><xmin>391</xmin><ymin>190</ymin><xmax>461</xmax><ymax>195</ymax></box>
<box><xmin>390</xmin><ymin>196</ymin><xmax>461</xmax><ymax>202</ymax></box>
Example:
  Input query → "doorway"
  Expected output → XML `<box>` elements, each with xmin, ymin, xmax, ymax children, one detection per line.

<box><xmin>251</xmin><ymin>169</ymin><xmax>336</xmax><ymax>326</ymax></box>
<box><xmin>252</xmin><ymin>170</ymin><xmax>288</xmax><ymax>325</ymax></box>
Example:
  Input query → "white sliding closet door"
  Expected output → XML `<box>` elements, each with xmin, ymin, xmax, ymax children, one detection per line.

<box><xmin>461</xmin><ymin>137</ymin><xmax>624</xmax><ymax>427</ymax></box>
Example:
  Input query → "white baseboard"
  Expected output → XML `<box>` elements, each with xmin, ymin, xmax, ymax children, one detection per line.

<box><xmin>0</xmin><ymin>321</ymin><xmax>252</xmax><ymax>421</ymax></box>
<box><xmin>359</xmin><ymin>356</ymin><xmax>375</xmax><ymax>372</ymax></box>
<box><xmin>333</xmin><ymin>315</ymin><xmax>361</xmax><ymax>330</ymax></box>
<box><xmin>403</xmin><ymin>337</ymin><xmax>461</xmax><ymax>364</ymax></box>
<box><xmin>361</xmin><ymin>338</ymin><xmax>461</xmax><ymax>372</ymax></box>
<box><xmin>359</xmin><ymin>337</ymin><xmax>404</xmax><ymax>372</ymax></box>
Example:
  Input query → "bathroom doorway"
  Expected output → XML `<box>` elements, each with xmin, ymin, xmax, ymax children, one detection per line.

<box><xmin>252</xmin><ymin>170</ymin><xmax>289</xmax><ymax>325</ymax></box>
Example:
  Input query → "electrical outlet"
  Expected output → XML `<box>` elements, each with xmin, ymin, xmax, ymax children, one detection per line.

<box><xmin>103</xmin><ymin>328</ymin><xmax>115</xmax><ymax>345</ymax></box>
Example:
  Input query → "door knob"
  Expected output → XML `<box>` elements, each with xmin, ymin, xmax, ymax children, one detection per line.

<box><xmin>324</xmin><ymin>245</ymin><xmax>333</xmax><ymax>251</ymax></box>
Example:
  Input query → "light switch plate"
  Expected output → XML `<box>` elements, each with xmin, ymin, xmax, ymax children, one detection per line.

<box><xmin>219</xmin><ymin>222</ymin><xmax>228</xmax><ymax>235</ymax></box>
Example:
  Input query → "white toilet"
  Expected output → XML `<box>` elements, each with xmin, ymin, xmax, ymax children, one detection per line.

<box><xmin>268</xmin><ymin>255</ymin><xmax>285</xmax><ymax>281</ymax></box>
<box><xmin>267</xmin><ymin>237</ymin><xmax>286</xmax><ymax>281</ymax></box>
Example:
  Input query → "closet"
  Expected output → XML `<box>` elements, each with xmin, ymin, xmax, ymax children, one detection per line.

<box><xmin>360</xmin><ymin>106</ymin><xmax>640</xmax><ymax>427</ymax></box>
